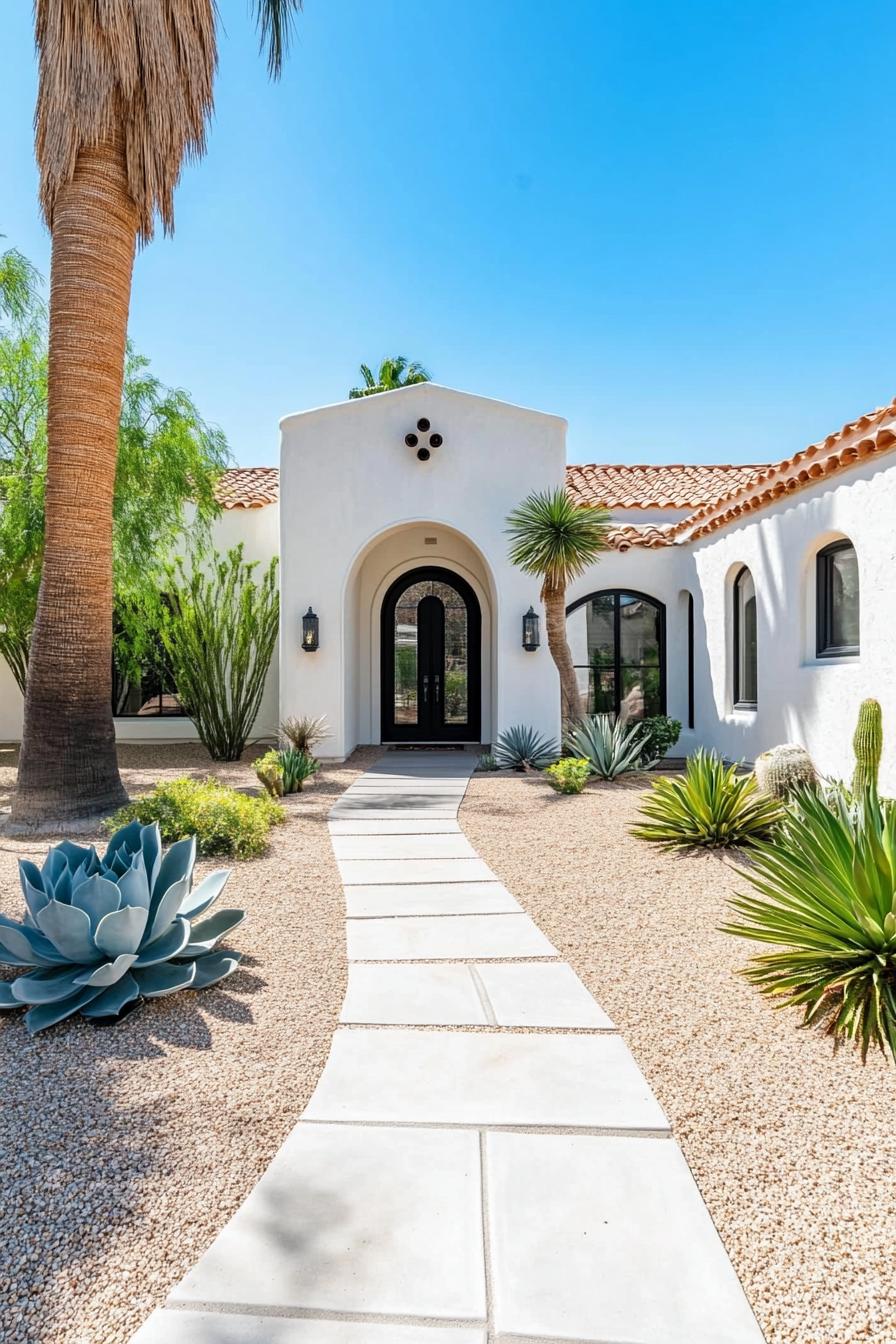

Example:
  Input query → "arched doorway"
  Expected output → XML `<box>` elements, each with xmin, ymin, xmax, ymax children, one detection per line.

<box><xmin>380</xmin><ymin>566</ymin><xmax>481</xmax><ymax>743</ymax></box>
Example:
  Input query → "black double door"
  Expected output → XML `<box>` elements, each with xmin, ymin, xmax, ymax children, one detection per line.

<box><xmin>381</xmin><ymin>567</ymin><xmax>481</xmax><ymax>744</ymax></box>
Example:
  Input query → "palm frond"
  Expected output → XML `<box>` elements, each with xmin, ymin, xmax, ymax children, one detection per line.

<box><xmin>506</xmin><ymin>489</ymin><xmax>609</xmax><ymax>589</ymax></box>
<box><xmin>253</xmin><ymin>0</ymin><xmax>303</xmax><ymax>78</ymax></box>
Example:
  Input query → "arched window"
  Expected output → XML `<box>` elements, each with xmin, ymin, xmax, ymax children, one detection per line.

<box><xmin>566</xmin><ymin>590</ymin><xmax>665</xmax><ymax>720</ymax></box>
<box><xmin>732</xmin><ymin>566</ymin><xmax>757</xmax><ymax>708</ymax></box>
<box><xmin>816</xmin><ymin>539</ymin><xmax>859</xmax><ymax>657</ymax></box>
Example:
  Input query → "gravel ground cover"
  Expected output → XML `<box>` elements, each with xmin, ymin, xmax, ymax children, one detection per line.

<box><xmin>460</xmin><ymin>770</ymin><xmax>896</xmax><ymax>1344</ymax></box>
<box><xmin>0</xmin><ymin>742</ymin><xmax>377</xmax><ymax>1344</ymax></box>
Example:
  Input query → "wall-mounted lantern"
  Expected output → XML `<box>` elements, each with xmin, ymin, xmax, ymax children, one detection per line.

<box><xmin>301</xmin><ymin>607</ymin><xmax>320</xmax><ymax>652</ymax></box>
<box><xmin>522</xmin><ymin>606</ymin><xmax>540</xmax><ymax>652</ymax></box>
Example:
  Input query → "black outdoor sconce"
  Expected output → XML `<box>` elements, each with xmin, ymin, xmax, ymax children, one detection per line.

<box><xmin>301</xmin><ymin>607</ymin><xmax>319</xmax><ymax>652</ymax></box>
<box><xmin>522</xmin><ymin>606</ymin><xmax>541</xmax><ymax>651</ymax></box>
<box><xmin>404</xmin><ymin>417</ymin><xmax>443</xmax><ymax>462</ymax></box>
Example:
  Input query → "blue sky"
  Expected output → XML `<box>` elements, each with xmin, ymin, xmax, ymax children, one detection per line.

<box><xmin>2</xmin><ymin>1</ymin><xmax>896</xmax><ymax>468</ymax></box>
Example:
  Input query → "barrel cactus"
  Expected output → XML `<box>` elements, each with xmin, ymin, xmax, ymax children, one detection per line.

<box><xmin>0</xmin><ymin>820</ymin><xmax>243</xmax><ymax>1034</ymax></box>
<box><xmin>852</xmin><ymin>698</ymin><xmax>883</xmax><ymax>795</ymax></box>
<box><xmin>753</xmin><ymin>743</ymin><xmax>817</xmax><ymax>800</ymax></box>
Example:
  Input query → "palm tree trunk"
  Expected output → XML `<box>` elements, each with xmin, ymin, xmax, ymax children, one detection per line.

<box><xmin>10</xmin><ymin>135</ymin><xmax>137</xmax><ymax>828</ymax></box>
<box><xmin>542</xmin><ymin>580</ymin><xmax>583</xmax><ymax>728</ymax></box>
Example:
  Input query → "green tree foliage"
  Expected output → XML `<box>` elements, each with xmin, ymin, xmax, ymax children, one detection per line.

<box><xmin>0</xmin><ymin>244</ymin><xmax>230</xmax><ymax>694</ymax></box>
<box><xmin>158</xmin><ymin>546</ymin><xmax>280</xmax><ymax>762</ymax></box>
<box><xmin>349</xmin><ymin>356</ymin><xmax>431</xmax><ymax>398</ymax></box>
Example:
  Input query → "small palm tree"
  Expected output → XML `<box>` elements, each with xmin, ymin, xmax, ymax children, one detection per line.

<box><xmin>506</xmin><ymin>488</ymin><xmax>610</xmax><ymax>724</ymax></box>
<box><xmin>349</xmin><ymin>356</ymin><xmax>431</xmax><ymax>399</ymax></box>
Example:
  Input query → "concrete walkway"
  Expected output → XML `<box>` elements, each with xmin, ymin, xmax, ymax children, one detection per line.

<box><xmin>133</xmin><ymin>751</ymin><xmax>765</xmax><ymax>1344</ymax></box>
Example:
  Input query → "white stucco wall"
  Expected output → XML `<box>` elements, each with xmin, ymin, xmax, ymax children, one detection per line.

<box><xmin>0</xmin><ymin>501</ymin><xmax>280</xmax><ymax>746</ymax></box>
<box><xmin>688</xmin><ymin>455</ymin><xmax>896</xmax><ymax>790</ymax></box>
<box><xmin>279</xmin><ymin>383</ymin><xmax>567</xmax><ymax>759</ymax></box>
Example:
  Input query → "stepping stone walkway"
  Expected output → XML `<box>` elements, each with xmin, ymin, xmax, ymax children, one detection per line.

<box><xmin>132</xmin><ymin>751</ymin><xmax>765</xmax><ymax>1344</ymax></box>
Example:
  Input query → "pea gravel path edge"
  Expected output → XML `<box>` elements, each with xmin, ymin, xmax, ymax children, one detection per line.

<box><xmin>460</xmin><ymin>770</ymin><xmax>896</xmax><ymax>1344</ymax></box>
<box><xmin>0</xmin><ymin>742</ymin><xmax>380</xmax><ymax>1344</ymax></box>
<box><xmin>129</xmin><ymin>751</ymin><xmax>764</xmax><ymax>1344</ymax></box>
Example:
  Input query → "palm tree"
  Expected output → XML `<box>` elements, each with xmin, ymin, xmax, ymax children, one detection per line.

<box><xmin>10</xmin><ymin>2</ymin><xmax>301</xmax><ymax>829</ymax></box>
<box><xmin>506</xmin><ymin>488</ymin><xmax>610</xmax><ymax>725</ymax></box>
<box><xmin>349</xmin><ymin>356</ymin><xmax>431</xmax><ymax>398</ymax></box>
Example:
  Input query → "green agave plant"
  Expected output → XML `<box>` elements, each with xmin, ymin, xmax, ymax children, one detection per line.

<box><xmin>631</xmin><ymin>748</ymin><xmax>783</xmax><ymax>849</ymax></box>
<box><xmin>723</xmin><ymin>786</ymin><xmax>896</xmax><ymax>1062</ymax></box>
<box><xmin>0</xmin><ymin>821</ymin><xmax>243</xmax><ymax>1034</ymax></box>
<box><xmin>565</xmin><ymin>714</ymin><xmax>650</xmax><ymax>781</ymax></box>
<box><xmin>493</xmin><ymin>724</ymin><xmax>558</xmax><ymax>771</ymax></box>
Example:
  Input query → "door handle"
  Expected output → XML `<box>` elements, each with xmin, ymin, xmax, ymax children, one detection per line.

<box><xmin>422</xmin><ymin>674</ymin><xmax>429</xmax><ymax>704</ymax></box>
<box><xmin>434</xmin><ymin>674</ymin><xmax>441</xmax><ymax>703</ymax></box>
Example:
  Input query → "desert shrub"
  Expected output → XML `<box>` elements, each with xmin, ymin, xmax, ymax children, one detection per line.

<box><xmin>637</xmin><ymin>715</ymin><xmax>682</xmax><ymax>765</ymax></box>
<box><xmin>159</xmin><ymin>546</ymin><xmax>280</xmax><ymax>762</ymax></box>
<box><xmin>107</xmin><ymin>777</ymin><xmax>284</xmax><ymax>859</ymax></box>
<box><xmin>280</xmin><ymin>714</ymin><xmax>330</xmax><ymax>755</ymax></box>
<box><xmin>545</xmin><ymin>758</ymin><xmax>590</xmax><ymax>794</ymax></box>
<box><xmin>631</xmin><ymin>749</ymin><xmax>783</xmax><ymax>849</ymax></box>
<box><xmin>723</xmin><ymin>785</ymin><xmax>896</xmax><ymax>1062</ymax></box>
<box><xmin>280</xmin><ymin>748</ymin><xmax>319</xmax><ymax>792</ymax></box>
<box><xmin>566</xmin><ymin>714</ymin><xmax>649</xmax><ymax>780</ymax></box>
<box><xmin>493</xmin><ymin>725</ymin><xmax>558</xmax><ymax>771</ymax></box>
<box><xmin>477</xmin><ymin>752</ymin><xmax>499</xmax><ymax>772</ymax></box>
<box><xmin>254</xmin><ymin>749</ymin><xmax>284</xmax><ymax>797</ymax></box>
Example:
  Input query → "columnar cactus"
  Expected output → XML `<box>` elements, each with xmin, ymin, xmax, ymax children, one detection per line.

<box><xmin>753</xmin><ymin>744</ymin><xmax>817</xmax><ymax>800</ymax></box>
<box><xmin>852</xmin><ymin>699</ymin><xmax>883</xmax><ymax>795</ymax></box>
<box><xmin>0</xmin><ymin>820</ymin><xmax>243</xmax><ymax>1034</ymax></box>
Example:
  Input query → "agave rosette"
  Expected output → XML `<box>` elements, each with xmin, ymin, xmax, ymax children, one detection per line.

<box><xmin>0</xmin><ymin>820</ymin><xmax>243</xmax><ymax>1034</ymax></box>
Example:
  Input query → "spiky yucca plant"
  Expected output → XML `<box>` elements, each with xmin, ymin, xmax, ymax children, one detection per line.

<box><xmin>493</xmin><ymin>725</ymin><xmax>558</xmax><ymax>771</ymax></box>
<box><xmin>280</xmin><ymin>714</ymin><xmax>330</xmax><ymax>755</ymax></box>
<box><xmin>0</xmin><ymin>820</ymin><xmax>242</xmax><ymax>1034</ymax></box>
<box><xmin>723</xmin><ymin>786</ymin><xmax>896</xmax><ymax>1062</ymax></box>
<box><xmin>631</xmin><ymin>749</ymin><xmax>783</xmax><ymax>849</ymax></box>
<box><xmin>565</xmin><ymin>714</ymin><xmax>651</xmax><ymax>780</ymax></box>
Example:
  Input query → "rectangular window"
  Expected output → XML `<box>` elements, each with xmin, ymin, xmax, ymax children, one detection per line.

<box><xmin>112</xmin><ymin>631</ymin><xmax>185</xmax><ymax>718</ymax></box>
<box><xmin>816</xmin><ymin>542</ymin><xmax>859</xmax><ymax>657</ymax></box>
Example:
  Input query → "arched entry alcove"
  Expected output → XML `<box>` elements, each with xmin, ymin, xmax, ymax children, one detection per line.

<box><xmin>342</xmin><ymin>522</ymin><xmax>495</xmax><ymax>749</ymax></box>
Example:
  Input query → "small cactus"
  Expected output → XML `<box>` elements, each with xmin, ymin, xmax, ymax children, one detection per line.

<box><xmin>754</xmin><ymin>744</ymin><xmax>817</xmax><ymax>800</ymax></box>
<box><xmin>852</xmin><ymin>699</ymin><xmax>883</xmax><ymax>795</ymax></box>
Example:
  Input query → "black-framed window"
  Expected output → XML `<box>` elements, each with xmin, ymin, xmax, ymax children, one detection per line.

<box><xmin>111</xmin><ymin>624</ymin><xmax>185</xmax><ymax>719</ymax></box>
<box><xmin>686</xmin><ymin>591</ymin><xmax>695</xmax><ymax>730</ymax></box>
<box><xmin>816</xmin><ymin>540</ymin><xmax>859</xmax><ymax>658</ymax></box>
<box><xmin>732</xmin><ymin>566</ymin><xmax>757</xmax><ymax>709</ymax></box>
<box><xmin>566</xmin><ymin>590</ymin><xmax>665</xmax><ymax>720</ymax></box>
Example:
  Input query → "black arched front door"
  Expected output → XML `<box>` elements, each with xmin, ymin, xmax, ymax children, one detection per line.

<box><xmin>381</xmin><ymin>567</ymin><xmax>481</xmax><ymax>743</ymax></box>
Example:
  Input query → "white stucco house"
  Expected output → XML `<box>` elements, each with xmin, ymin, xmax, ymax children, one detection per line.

<box><xmin>2</xmin><ymin>383</ymin><xmax>895</xmax><ymax>788</ymax></box>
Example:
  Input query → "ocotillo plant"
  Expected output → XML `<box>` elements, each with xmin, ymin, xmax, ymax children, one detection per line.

<box><xmin>852</xmin><ymin>699</ymin><xmax>883</xmax><ymax>795</ymax></box>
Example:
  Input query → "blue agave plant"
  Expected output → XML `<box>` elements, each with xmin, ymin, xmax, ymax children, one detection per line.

<box><xmin>0</xmin><ymin>820</ymin><xmax>244</xmax><ymax>1034</ymax></box>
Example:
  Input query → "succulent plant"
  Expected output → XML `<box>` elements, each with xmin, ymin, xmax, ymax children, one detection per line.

<box><xmin>280</xmin><ymin>714</ymin><xmax>330</xmax><ymax>755</ymax></box>
<box><xmin>477</xmin><ymin>752</ymin><xmax>499</xmax><ymax>772</ymax></box>
<box><xmin>565</xmin><ymin>713</ymin><xmax>651</xmax><ymax>780</ymax></box>
<box><xmin>280</xmin><ymin>748</ymin><xmax>319</xmax><ymax>792</ymax></box>
<box><xmin>0</xmin><ymin>820</ymin><xmax>244</xmax><ymax>1034</ymax></box>
<box><xmin>493</xmin><ymin>725</ymin><xmax>559</xmax><ymax>771</ymax></box>
<box><xmin>754</xmin><ymin>743</ymin><xmax>817</xmax><ymax>800</ymax></box>
<box><xmin>852</xmin><ymin>699</ymin><xmax>883</xmax><ymax>795</ymax></box>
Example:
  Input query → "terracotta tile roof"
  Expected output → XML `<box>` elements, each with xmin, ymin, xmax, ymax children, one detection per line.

<box><xmin>565</xmin><ymin>462</ymin><xmax>765</xmax><ymax>510</ymax></box>
<box><xmin>214</xmin><ymin>467</ymin><xmax>280</xmax><ymax>509</ymax></box>
<box><xmin>671</xmin><ymin>398</ymin><xmax>896</xmax><ymax>544</ymax></box>
<box><xmin>606</xmin><ymin>523</ymin><xmax>677</xmax><ymax>552</ymax></box>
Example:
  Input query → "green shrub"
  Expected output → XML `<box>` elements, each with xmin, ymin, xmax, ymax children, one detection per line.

<box><xmin>638</xmin><ymin>715</ymin><xmax>682</xmax><ymax>765</ymax></box>
<box><xmin>631</xmin><ymin>749</ymin><xmax>783</xmax><ymax>849</ymax></box>
<box><xmin>545</xmin><ymin>757</ymin><xmax>590</xmax><ymax>794</ymax></box>
<box><xmin>723</xmin><ymin>785</ymin><xmax>896</xmax><ymax>1062</ymax></box>
<box><xmin>565</xmin><ymin>714</ymin><xmax>649</xmax><ymax>780</ymax></box>
<box><xmin>107</xmin><ymin>777</ymin><xmax>285</xmax><ymax>859</ymax></box>
<box><xmin>477</xmin><ymin>752</ymin><xmax>499</xmax><ymax>772</ymax></box>
<box><xmin>493</xmin><ymin>725</ymin><xmax>558</xmax><ymax>771</ymax></box>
